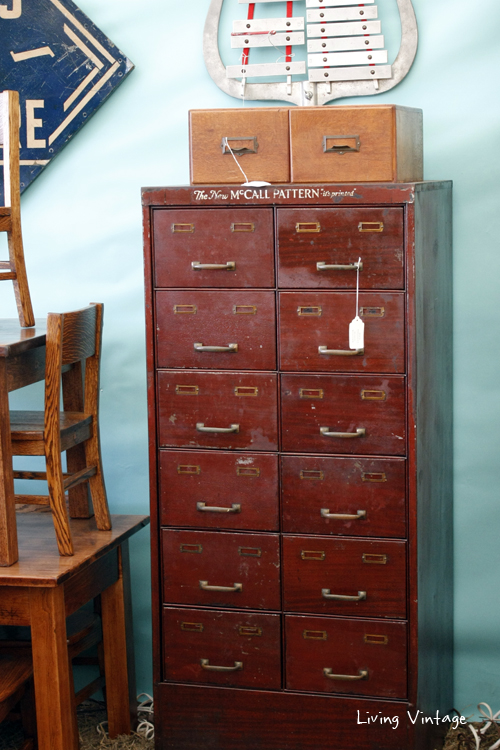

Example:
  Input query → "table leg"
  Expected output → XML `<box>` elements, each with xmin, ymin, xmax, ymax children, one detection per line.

<box><xmin>0</xmin><ymin>360</ymin><xmax>18</xmax><ymax>566</ymax></box>
<box><xmin>29</xmin><ymin>586</ymin><xmax>79</xmax><ymax>750</ymax></box>
<box><xmin>100</xmin><ymin>540</ymin><xmax>137</xmax><ymax>737</ymax></box>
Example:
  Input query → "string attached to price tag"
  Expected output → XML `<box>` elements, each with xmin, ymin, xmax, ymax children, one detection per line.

<box><xmin>349</xmin><ymin>258</ymin><xmax>364</xmax><ymax>351</ymax></box>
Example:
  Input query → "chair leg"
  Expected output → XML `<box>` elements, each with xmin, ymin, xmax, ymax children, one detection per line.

<box><xmin>84</xmin><ymin>432</ymin><xmax>111</xmax><ymax>531</ymax></box>
<box><xmin>19</xmin><ymin>678</ymin><xmax>37</xmax><ymax>748</ymax></box>
<box><xmin>45</xmin><ymin>450</ymin><xmax>74</xmax><ymax>556</ymax></box>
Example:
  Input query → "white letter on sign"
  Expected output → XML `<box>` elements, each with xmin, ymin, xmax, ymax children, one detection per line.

<box><xmin>26</xmin><ymin>100</ymin><xmax>46</xmax><ymax>148</ymax></box>
<box><xmin>0</xmin><ymin>0</ymin><xmax>22</xmax><ymax>19</ymax></box>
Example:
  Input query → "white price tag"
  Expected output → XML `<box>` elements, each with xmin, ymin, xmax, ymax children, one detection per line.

<box><xmin>349</xmin><ymin>315</ymin><xmax>365</xmax><ymax>350</ymax></box>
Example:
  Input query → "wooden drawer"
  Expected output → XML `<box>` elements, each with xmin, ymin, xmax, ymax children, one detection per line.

<box><xmin>162</xmin><ymin>530</ymin><xmax>281</xmax><ymax>610</ymax></box>
<box><xmin>277</xmin><ymin>207</ymin><xmax>404</xmax><ymax>290</ymax></box>
<box><xmin>281</xmin><ymin>374</ymin><xmax>406</xmax><ymax>456</ymax></box>
<box><xmin>159</xmin><ymin>450</ymin><xmax>279</xmax><ymax>531</ymax></box>
<box><xmin>285</xmin><ymin>615</ymin><xmax>407</xmax><ymax>699</ymax></box>
<box><xmin>153</xmin><ymin>208</ymin><xmax>274</xmax><ymax>288</ymax></box>
<box><xmin>281</xmin><ymin>456</ymin><xmax>406</xmax><ymax>538</ymax></box>
<box><xmin>189</xmin><ymin>108</ymin><xmax>290</xmax><ymax>185</ymax></box>
<box><xmin>279</xmin><ymin>292</ymin><xmax>405</xmax><ymax>373</ymax></box>
<box><xmin>163</xmin><ymin>607</ymin><xmax>281</xmax><ymax>689</ymax></box>
<box><xmin>156</xmin><ymin>291</ymin><xmax>276</xmax><ymax>371</ymax></box>
<box><xmin>289</xmin><ymin>105</ymin><xmax>423</xmax><ymax>183</ymax></box>
<box><xmin>282</xmin><ymin>536</ymin><xmax>407</xmax><ymax>618</ymax></box>
<box><xmin>158</xmin><ymin>371</ymin><xmax>278</xmax><ymax>451</ymax></box>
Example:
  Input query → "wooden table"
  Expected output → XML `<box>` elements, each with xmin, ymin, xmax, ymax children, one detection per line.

<box><xmin>0</xmin><ymin>318</ymin><xmax>47</xmax><ymax>566</ymax></box>
<box><xmin>0</xmin><ymin>512</ymin><xmax>149</xmax><ymax>750</ymax></box>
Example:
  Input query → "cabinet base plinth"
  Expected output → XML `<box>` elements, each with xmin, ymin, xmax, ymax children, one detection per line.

<box><xmin>156</xmin><ymin>683</ymin><xmax>416</xmax><ymax>750</ymax></box>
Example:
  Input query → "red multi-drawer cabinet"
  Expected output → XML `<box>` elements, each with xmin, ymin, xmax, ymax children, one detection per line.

<box><xmin>142</xmin><ymin>182</ymin><xmax>453</xmax><ymax>750</ymax></box>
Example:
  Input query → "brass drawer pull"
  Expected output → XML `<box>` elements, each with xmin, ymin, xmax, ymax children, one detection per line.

<box><xmin>196</xmin><ymin>502</ymin><xmax>241</xmax><ymax>514</ymax></box>
<box><xmin>194</xmin><ymin>342</ymin><xmax>238</xmax><ymax>353</ymax></box>
<box><xmin>316</xmin><ymin>261</ymin><xmax>363</xmax><ymax>272</ymax></box>
<box><xmin>181</xmin><ymin>622</ymin><xmax>204</xmax><ymax>633</ymax></box>
<box><xmin>172</xmin><ymin>223</ymin><xmax>195</xmax><ymax>233</ymax></box>
<box><xmin>221</xmin><ymin>136</ymin><xmax>258</xmax><ymax>155</ymax></box>
<box><xmin>296</xmin><ymin>222</ymin><xmax>321</xmax><ymax>233</ymax></box>
<box><xmin>318</xmin><ymin>346</ymin><xmax>364</xmax><ymax>357</ymax></box>
<box><xmin>199</xmin><ymin>580</ymin><xmax>243</xmax><ymax>593</ymax></box>
<box><xmin>320</xmin><ymin>509</ymin><xmax>367</xmax><ymax>520</ymax></box>
<box><xmin>201</xmin><ymin>659</ymin><xmax>243</xmax><ymax>672</ymax></box>
<box><xmin>191</xmin><ymin>261</ymin><xmax>236</xmax><ymax>271</ymax></box>
<box><xmin>196</xmin><ymin>423</ymin><xmax>239</xmax><ymax>434</ymax></box>
<box><xmin>323</xmin><ymin>668</ymin><xmax>368</xmax><ymax>681</ymax></box>
<box><xmin>322</xmin><ymin>589</ymin><xmax>367</xmax><ymax>601</ymax></box>
<box><xmin>358</xmin><ymin>222</ymin><xmax>384</xmax><ymax>233</ymax></box>
<box><xmin>323</xmin><ymin>135</ymin><xmax>360</xmax><ymax>154</ymax></box>
<box><xmin>231</xmin><ymin>222</ymin><xmax>255</xmax><ymax>233</ymax></box>
<box><xmin>320</xmin><ymin>427</ymin><xmax>366</xmax><ymax>439</ymax></box>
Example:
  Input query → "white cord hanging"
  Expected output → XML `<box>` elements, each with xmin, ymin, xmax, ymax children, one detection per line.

<box><xmin>136</xmin><ymin>692</ymin><xmax>155</xmax><ymax>740</ymax></box>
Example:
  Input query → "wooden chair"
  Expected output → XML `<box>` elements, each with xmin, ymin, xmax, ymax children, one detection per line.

<box><xmin>10</xmin><ymin>303</ymin><xmax>111</xmax><ymax>555</ymax></box>
<box><xmin>0</xmin><ymin>651</ymin><xmax>36</xmax><ymax>750</ymax></box>
<box><xmin>0</xmin><ymin>90</ymin><xmax>35</xmax><ymax>327</ymax></box>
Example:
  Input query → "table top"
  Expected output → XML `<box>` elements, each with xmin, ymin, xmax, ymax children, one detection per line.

<box><xmin>0</xmin><ymin>512</ymin><xmax>149</xmax><ymax>587</ymax></box>
<box><xmin>0</xmin><ymin>318</ymin><xmax>47</xmax><ymax>358</ymax></box>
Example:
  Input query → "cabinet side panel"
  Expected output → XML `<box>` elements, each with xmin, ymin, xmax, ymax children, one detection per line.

<box><xmin>142</xmin><ymin>202</ymin><xmax>163</xmax><ymax>694</ymax></box>
<box><xmin>408</xmin><ymin>184</ymin><xmax>453</xmax><ymax>733</ymax></box>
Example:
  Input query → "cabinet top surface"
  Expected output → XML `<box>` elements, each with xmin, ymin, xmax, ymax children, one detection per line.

<box><xmin>142</xmin><ymin>182</ymin><xmax>452</xmax><ymax>208</ymax></box>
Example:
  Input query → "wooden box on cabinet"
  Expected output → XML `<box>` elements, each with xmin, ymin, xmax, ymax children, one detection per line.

<box><xmin>143</xmin><ymin>181</ymin><xmax>453</xmax><ymax>750</ymax></box>
<box><xmin>289</xmin><ymin>105</ymin><xmax>423</xmax><ymax>183</ymax></box>
<box><xmin>189</xmin><ymin>108</ymin><xmax>290</xmax><ymax>184</ymax></box>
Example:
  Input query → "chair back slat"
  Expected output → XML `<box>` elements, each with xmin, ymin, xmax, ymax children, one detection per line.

<box><xmin>0</xmin><ymin>92</ymin><xmax>4</xmax><ymax>143</ymax></box>
<box><xmin>59</xmin><ymin>304</ymin><xmax>98</xmax><ymax>366</ymax></box>
<box><xmin>1</xmin><ymin>90</ymin><xmax>12</xmax><ymax>208</ymax></box>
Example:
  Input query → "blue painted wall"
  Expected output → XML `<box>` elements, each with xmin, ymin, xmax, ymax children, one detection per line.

<box><xmin>2</xmin><ymin>0</ymin><xmax>499</xmax><ymax>716</ymax></box>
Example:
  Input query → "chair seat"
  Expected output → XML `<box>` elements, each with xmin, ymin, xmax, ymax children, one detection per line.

<box><xmin>10</xmin><ymin>411</ymin><xmax>93</xmax><ymax>454</ymax></box>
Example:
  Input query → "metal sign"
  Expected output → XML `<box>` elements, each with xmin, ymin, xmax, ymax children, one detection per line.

<box><xmin>204</xmin><ymin>0</ymin><xmax>417</xmax><ymax>106</ymax></box>
<box><xmin>0</xmin><ymin>0</ymin><xmax>134</xmax><ymax>193</ymax></box>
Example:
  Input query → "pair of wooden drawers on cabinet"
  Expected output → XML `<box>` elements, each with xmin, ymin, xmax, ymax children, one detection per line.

<box><xmin>162</xmin><ymin>529</ymin><xmax>406</xmax><ymax>617</ymax></box>
<box><xmin>163</xmin><ymin>606</ymin><xmax>407</xmax><ymax>699</ymax></box>
<box><xmin>158</xmin><ymin>372</ymin><xmax>405</xmax><ymax>454</ymax></box>
<box><xmin>144</xmin><ymin>183</ymin><xmax>453</xmax><ymax>750</ymax></box>
<box><xmin>160</xmin><ymin>451</ymin><xmax>406</xmax><ymax>537</ymax></box>
<box><xmin>153</xmin><ymin>205</ymin><xmax>404</xmax><ymax>290</ymax></box>
<box><xmin>157</xmin><ymin>291</ymin><xmax>404</xmax><ymax>372</ymax></box>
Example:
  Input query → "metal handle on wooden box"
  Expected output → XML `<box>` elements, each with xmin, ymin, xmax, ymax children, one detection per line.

<box><xmin>221</xmin><ymin>136</ymin><xmax>258</xmax><ymax>156</ymax></box>
<box><xmin>194</xmin><ymin>343</ymin><xmax>238</xmax><ymax>353</ymax></box>
<box><xmin>200</xmin><ymin>659</ymin><xmax>243</xmax><ymax>673</ymax></box>
<box><xmin>323</xmin><ymin>668</ymin><xmax>368</xmax><ymax>681</ymax></box>
<box><xmin>316</xmin><ymin>261</ymin><xmax>363</xmax><ymax>272</ymax></box>
<box><xmin>191</xmin><ymin>261</ymin><xmax>236</xmax><ymax>271</ymax></box>
<box><xmin>318</xmin><ymin>346</ymin><xmax>364</xmax><ymax>357</ymax></box>
<box><xmin>322</xmin><ymin>589</ymin><xmax>367</xmax><ymax>602</ymax></box>
<box><xmin>320</xmin><ymin>427</ymin><xmax>366</xmax><ymax>439</ymax></box>
<box><xmin>199</xmin><ymin>580</ymin><xmax>243</xmax><ymax>593</ymax></box>
<box><xmin>322</xmin><ymin>135</ymin><xmax>360</xmax><ymax>155</ymax></box>
<box><xmin>196</xmin><ymin>423</ymin><xmax>240</xmax><ymax>434</ymax></box>
<box><xmin>320</xmin><ymin>509</ymin><xmax>367</xmax><ymax>521</ymax></box>
<box><xmin>197</xmin><ymin>502</ymin><xmax>241</xmax><ymax>514</ymax></box>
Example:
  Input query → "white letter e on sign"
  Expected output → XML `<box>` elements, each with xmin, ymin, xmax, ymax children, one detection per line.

<box><xmin>0</xmin><ymin>0</ymin><xmax>22</xmax><ymax>19</ymax></box>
